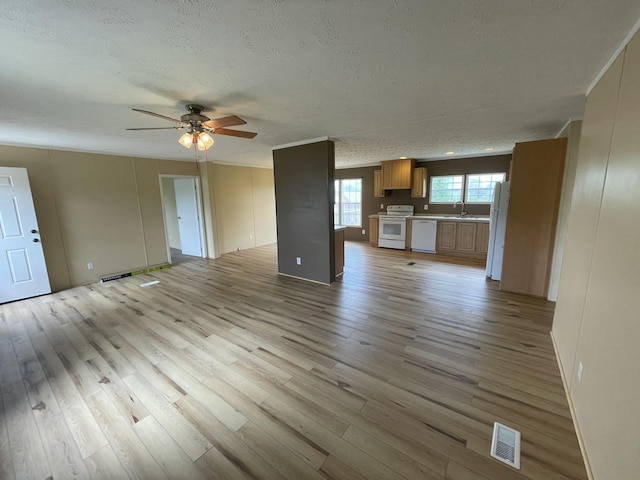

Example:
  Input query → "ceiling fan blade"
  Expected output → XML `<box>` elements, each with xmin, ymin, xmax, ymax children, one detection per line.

<box><xmin>132</xmin><ymin>108</ymin><xmax>185</xmax><ymax>125</ymax></box>
<box><xmin>126</xmin><ymin>127</ymin><xmax>184</xmax><ymax>130</ymax></box>
<box><xmin>203</xmin><ymin>115</ymin><xmax>247</xmax><ymax>129</ymax></box>
<box><xmin>213</xmin><ymin>128</ymin><xmax>257</xmax><ymax>139</ymax></box>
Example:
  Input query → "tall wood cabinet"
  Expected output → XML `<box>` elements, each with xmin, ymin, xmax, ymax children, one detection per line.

<box><xmin>500</xmin><ymin>138</ymin><xmax>567</xmax><ymax>297</ymax></box>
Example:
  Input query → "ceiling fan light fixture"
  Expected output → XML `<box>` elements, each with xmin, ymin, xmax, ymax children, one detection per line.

<box><xmin>178</xmin><ymin>132</ymin><xmax>194</xmax><ymax>148</ymax></box>
<box><xmin>196</xmin><ymin>132</ymin><xmax>214</xmax><ymax>150</ymax></box>
<box><xmin>130</xmin><ymin>106</ymin><xmax>255</xmax><ymax>151</ymax></box>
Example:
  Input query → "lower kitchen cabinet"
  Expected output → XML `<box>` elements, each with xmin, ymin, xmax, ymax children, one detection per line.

<box><xmin>435</xmin><ymin>220</ymin><xmax>489</xmax><ymax>259</ymax></box>
<box><xmin>456</xmin><ymin>223</ymin><xmax>477</xmax><ymax>252</ymax></box>
<box><xmin>436</xmin><ymin>222</ymin><xmax>457</xmax><ymax>251</ymax></box>
<box><xmin>476</xmin><ymin>222</ymin><xmax>490</xmax><ymax>254</ymax></box>
<box><xmin>369</xmin><ymin>217</ymin><xmax>379</xmax><ymax>245</ymax></box>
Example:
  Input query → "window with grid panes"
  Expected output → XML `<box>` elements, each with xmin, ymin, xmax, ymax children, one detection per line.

<box><xmin>334</xmin><ymin>178</ymin><xmax>362</xmax><ymax>227</ymax></box>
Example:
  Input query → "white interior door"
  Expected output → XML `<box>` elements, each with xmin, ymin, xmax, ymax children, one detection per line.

<box><xmin>0</xmin><ymin>167</ymin><xmax>51</xmax><ymax>303</ymax></box>
<box><xmin>173</xmin><ymin>178</ymin><xmax>202</xmax><ymax>257</ymax></box>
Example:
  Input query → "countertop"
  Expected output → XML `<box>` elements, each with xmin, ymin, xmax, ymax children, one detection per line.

<box><xmin>334</xmin><ymin>225</ymin><xmax>347</xmax><ymax>231</ymax></box>
<box><xmin>368</xmin><ymin>214</ymin><xmax>489</xmax><ymax>222</ymax></box>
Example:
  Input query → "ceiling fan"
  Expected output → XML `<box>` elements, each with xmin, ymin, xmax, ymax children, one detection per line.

<box><xmin>127</xmin><ymin>104</ymin><xmax>257</xmax><ymax>150</ymax></box>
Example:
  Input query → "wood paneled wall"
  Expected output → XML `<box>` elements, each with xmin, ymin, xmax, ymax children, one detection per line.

<box><xmin>500</xmin><ymin>138</ymin><xmax>566</xmax><ymax>297</ymax></box>
<box><xmin>553</xmin><ymin>27</ymin><xmax>640</xmax><ymax>480</ymax></box>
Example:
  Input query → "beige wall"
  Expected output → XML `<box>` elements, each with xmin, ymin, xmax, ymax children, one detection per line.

<box><xmin>0</xmin><ymin>146</ymin><xmax>277</xmax><ymax>290</ymax></box>
<box><xmin>161</xmin><ymin>177</ymin><xmax>181</xmax><ymax>249</ymax></box>
<box><xmin>0</xmin><ymin>146</ymin><xmax>71</xmax><ymax>291</ymax></box>
<box><xmin>250</xmin><ymin>167</ymin><xmax>278</xmax><ymax>247</ymax></box>
<box><xmin>207</xmin><ymin>163</ymin><xmax>276</xmax><ymax>255</ymax></box>
<box><xmin>0</xmin><ymin>146</ymin><xmax>197</xmax><ymax>290</ymax></box>
<box><xmin>552</xmin><ymin>30</ymin><xmax>640</xmax><ymax>479</ymax></box>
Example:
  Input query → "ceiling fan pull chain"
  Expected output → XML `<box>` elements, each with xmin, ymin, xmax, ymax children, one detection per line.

<box><xmin>192</xmin><ymin>141</ymin><xmax>201</xmax><ymax>175</ymax></box>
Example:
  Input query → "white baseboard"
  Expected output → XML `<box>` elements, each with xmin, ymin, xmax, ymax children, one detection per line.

<box><xmin>550</xmin><ymin>331</ymin><xmax>595</xmax><ymax>480</ymax></box>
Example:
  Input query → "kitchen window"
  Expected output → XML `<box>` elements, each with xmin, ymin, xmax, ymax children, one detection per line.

<box><xmin>465</xmin><ymin>172</ymin><xmax>506</xmax><ymax>203</ymax></box>
<box><xmin>430</xmin><ymin>173</ymin><xmax>506</xmax><ymax>204</ymax></box>
<box><xmin>429</xmin><ymin>175</ymin><xmax>464</xmax><ymax>203</ymax></box>
<box><xmin>334</xmin><ymin>178</ymin><xmax>362</xmax><ymax>227</ymax></box>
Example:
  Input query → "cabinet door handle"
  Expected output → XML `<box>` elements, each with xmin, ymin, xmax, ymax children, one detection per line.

<box><xmin>33</xmin><ymin>238</ymin><xmax>40</xmax><ymax>243</ymax></box>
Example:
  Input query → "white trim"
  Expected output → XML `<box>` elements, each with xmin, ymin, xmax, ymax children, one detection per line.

<box><xmin>550</xmin><ymin>332</ymin><xmax>595</xmax><ymax>480</ymax></box>
<box><xmin>271</xmin><ymin>136</ymin><xmax>331</xmax><ymax>151</ymax></box>
<box><xmin>556</xmin><ymin>118</ymin><xmax>573</xmax><ymax>138</ymax></box>
<box><xmin>158</xmin><ymin>174</ymin><xmax>208</xmax><ymax>263</ymax></box>
<box><xmin>203</xmin><ymin>159</ymin><xmax>273</xmax><ymax>169</ymax></box>
<box><xmin>587</xmin><ymin>17</ymin><xmax>640</xmax><ymax>95</ymax></box>
<box><xmin>556</xmin><ymin>116</ymin><xmax>584</xmax><ymax>139</ymax></box>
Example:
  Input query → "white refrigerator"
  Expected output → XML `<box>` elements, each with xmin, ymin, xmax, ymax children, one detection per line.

<box><xmin>486</xmin><ymin>181</ymin><xmax>510</xmax><ymax>280</ymax></box>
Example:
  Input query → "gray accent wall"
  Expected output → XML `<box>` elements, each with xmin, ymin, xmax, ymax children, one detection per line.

<box><xmin>273</xmin><ymin>140</ymin><xmax>335</xmax><ymax>284</ymax></box>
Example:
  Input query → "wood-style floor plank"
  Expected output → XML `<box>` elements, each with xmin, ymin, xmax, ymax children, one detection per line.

<box><xmin>85</xmin><ymin>390</ymin><xmax>168</xmax><ymax>480</ymax></box>
<box><xmin>0</xmin><ymin>242</ymin><xmax>588</xmax><ymax>479</ymax></box>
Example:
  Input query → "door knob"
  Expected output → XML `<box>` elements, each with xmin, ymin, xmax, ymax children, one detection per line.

<box><xmin>31</xmin><ymin>229</ymin><xmax>38</xmax><ymax>234</ymax></box>
<box><xmin>33</xmin><ymin>238</ymin><xmax>40</xmax><ymax>243</ymax></box>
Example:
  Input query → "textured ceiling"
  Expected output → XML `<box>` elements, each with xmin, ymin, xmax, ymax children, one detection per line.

<box><xmin>1</xmin><ymin>1</ymin><xmax>639</xmax><ymax>168</ymax></box>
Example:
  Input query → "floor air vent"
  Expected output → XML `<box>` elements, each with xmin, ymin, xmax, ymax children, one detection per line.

<box><xmin>490</xmin><ymin>422</ymin><xmax>521</xmax><ymax>469</ymax></box>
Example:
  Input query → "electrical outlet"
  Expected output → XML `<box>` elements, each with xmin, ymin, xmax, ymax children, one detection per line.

<box><xmin>362</xmin><ymin>229</ymin><xmax>366</xmax><ymax>235</ymax></box>
<box><xmin>87</xmin><ymin>262</ymin><xmax>94</xmax><ymax>270</ymax></box>
<box><xmin>424</xmin><ymin>204</ymin><xmax>429</xmax><ymax>210</ymax></box>
<box><xmin>296</xmin><ymin>257</ymin><xmax>302</xmax><ymax>265</ymax></box>
<box><xmin>380</xmin><ymin>203</ymin><xmax>384</xmax><ymax>210</ymax></box>
<box><xmin>249</xmin><ymin>233</ymin><xmax>253</xmax><ymax>240</ymax></box>
<box><xmin>578</xmin><ymin>361</ymin><xmax>584</xmax><ymax>381</ymax></box>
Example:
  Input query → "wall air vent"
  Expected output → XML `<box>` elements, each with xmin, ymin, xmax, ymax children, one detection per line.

<box><xmin>490</xmin><ymin>422</ymin><xmax>521</xmax><ymax>469</ymax></box>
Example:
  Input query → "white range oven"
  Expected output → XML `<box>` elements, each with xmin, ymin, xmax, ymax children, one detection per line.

<box><xmin>378</xmin><ymin>205</ymin><xmax>414</xmax><ymax>249</ymax></box>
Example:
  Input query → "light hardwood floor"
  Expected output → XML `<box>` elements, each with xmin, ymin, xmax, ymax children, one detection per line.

<box><xmin>0</xmin><ymin>242</ymin><xmax>587</xmax><ymax>480</ymax></box>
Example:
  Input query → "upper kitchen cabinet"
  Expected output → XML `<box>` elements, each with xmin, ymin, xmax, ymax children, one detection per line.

<box><xmin>500</xmin><ymin>138</ymin><xmax>567</xmax><ymax>297</ymax></box>
<box><xmin>411</xmin><ymin>166</ymin><xmax>427</xmax><ymax>198</ymax></box>
<box><xmin>373</xmin><ymin>170</ymin><xmax>386</xmax><ymax>197</ymax></box>
<box><xmin>381</xmin><ymin>158</ymin><xmax>415</xmax><ymax>189</ymax></box>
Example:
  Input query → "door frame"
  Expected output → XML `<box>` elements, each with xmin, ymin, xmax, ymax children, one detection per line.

<box><xmin>158</xmin><ymin>174</ymin><xmax>207</xmax><ymax>263</ymax></box>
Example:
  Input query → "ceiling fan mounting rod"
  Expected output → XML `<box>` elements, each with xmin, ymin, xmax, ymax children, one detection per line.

<box><xmin>185</xmin><ymin>104</ymin><xmax>205</xmax><ymax>114</ymax></box>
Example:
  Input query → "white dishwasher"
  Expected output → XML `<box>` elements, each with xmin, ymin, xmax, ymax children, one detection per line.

<box><xmin>411</xmin><ymin>220</ymin><xmax>437</xmax><ymax>253</ymax></box>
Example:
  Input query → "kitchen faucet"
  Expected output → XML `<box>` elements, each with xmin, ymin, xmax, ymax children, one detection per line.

<box><xmin>454</xmin><ymin>201</ymin><xmax>467</xmax><ymax>217</ymax></box>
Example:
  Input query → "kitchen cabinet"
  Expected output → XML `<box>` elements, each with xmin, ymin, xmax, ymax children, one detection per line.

<box><xmin>411</xmin><ymin>167</ymin><xmax>427</xmax><ymax>198</ymax></box>
<box><xmin>374</xmin><ymin>170</ymin><xmax>386</xmax><ymax>197</ymax></box>
<box><xmin>435</xmin><ymin>220</ymin><xmax>490</xmax><ymax>259</ymax></box>
<box><xmin>436</xmin><ymin>222</ymin><xmax>457</xmax><ymax>251</ymax></box>
<box><xmin>500</xmin><ymin>138</ymin><xmax>567</xmax><ymax>297</ymax></box>
<box><xmin>476</xmin><ymin>222</ymin><xmax>490</xmax><ymax>254</ymax></box>
<box><xmin>381</xmin><ymin>158</ymin><xmax>414</xmax><ymax>189</ymax></box>
<box><xmin>456</xmin><ymin>223</ymin><xmax>477</xmax><ymax>252</ymax></box>
<box><xmin>369</xmin><ymin>217</ymin><xmax>379</xmax><ymax>246</ymax></box>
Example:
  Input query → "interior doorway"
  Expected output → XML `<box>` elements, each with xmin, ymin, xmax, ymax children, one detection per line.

<box><xmin>159</xmin><ymin>175</ymin><xmax>206</xmax><ymax>264</ymax></box>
